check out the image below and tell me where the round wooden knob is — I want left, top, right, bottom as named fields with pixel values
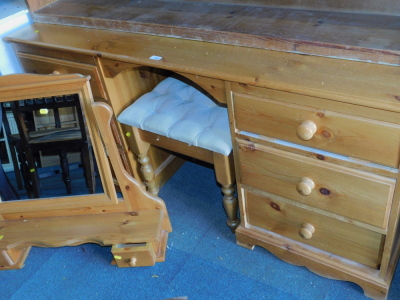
left=296, top=120, right=317, bottom=141
left=296, top=177, right=315, bottom=196
left=129, top=257, right=137, bottom=267
left=299, top=223, right=315, bottom=239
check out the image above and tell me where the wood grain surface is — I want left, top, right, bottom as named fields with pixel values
left=0, top=211, right=163, bottom=249
left=6, top=24, right=400, bottom=113
left=29, top=0, right=400, bottom=64
left=245, top=190, right=384, bottom=269
left=238, top=141, right=395, bottom=229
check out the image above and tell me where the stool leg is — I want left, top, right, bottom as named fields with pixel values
left=213, top=152, right=239, bottom=232
left=129, top=127, right=159, bottom=195
left=137, top=153, right=159, bottom=195
left=221, top=183, right=239, bottom=232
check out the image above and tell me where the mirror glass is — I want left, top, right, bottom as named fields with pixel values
left=0, top=95, right=104, bottom=202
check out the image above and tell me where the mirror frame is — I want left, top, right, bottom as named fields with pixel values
left=0, top=73, right=118, bottom=213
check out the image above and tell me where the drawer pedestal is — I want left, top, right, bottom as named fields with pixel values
left=230, top=83, right=400, bottom=300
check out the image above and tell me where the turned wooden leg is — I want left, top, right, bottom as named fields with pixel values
left=59, top=149, right=72, bottom=194
left=213, top=152, right=239, bottom=232
left=221, top=183, right=240, bottom=232
left=126, top=127, right=159, bottom=195
left=137, top=153, right=159, bottom=195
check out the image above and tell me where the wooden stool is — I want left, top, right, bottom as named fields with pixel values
left=118, top=77, right=239, bottom=231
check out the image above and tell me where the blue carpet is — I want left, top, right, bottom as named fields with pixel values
left=1, top=161, right=399, bottom=300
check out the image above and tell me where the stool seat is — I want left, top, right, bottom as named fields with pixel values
left=118, top=77, right=232, bottom=156
left=117, top=77, right=239, bottom=232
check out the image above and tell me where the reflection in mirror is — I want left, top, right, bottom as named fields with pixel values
left=0, top=94, right=103, bottom=201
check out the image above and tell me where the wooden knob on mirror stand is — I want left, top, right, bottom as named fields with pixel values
left=129, top=257, right=137, bottom=267
left=296, top=120, right=317, bottom=141
left=296, top=177, right=315, bottom=196
left=299, top=223, right=315, bottom=240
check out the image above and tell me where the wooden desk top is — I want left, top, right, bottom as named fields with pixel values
left=28, top=0, right=400, bottom=65
left=5, top=22, right=400, bottom=113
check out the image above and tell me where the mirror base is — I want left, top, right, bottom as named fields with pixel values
left=0, top=211, right=167, bottom=269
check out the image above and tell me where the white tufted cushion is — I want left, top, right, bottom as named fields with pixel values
left=117, top=77, right=232, bottom=156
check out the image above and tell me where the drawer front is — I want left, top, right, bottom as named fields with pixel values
left=238, top=140, right=395, bottom=229
left=245, top=190, right=384, bottom=268
left=16, top=52, right=107, bottom=100
left=111, top=243, right=156, bottom=268
left=233, top=93, right=400, bottom=168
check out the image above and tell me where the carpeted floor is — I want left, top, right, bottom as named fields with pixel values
left=1, top=161, right=400, bottom=300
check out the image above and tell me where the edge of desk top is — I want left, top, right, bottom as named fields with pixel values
left=6, top=22, right=400, bottom=114
left=28, top=0, right=400, bottom=65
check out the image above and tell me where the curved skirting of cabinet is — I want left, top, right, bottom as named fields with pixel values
left=236, top=226, right=388, bottom=300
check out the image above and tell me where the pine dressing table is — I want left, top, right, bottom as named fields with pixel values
left=2, top=1, right=400, bottom=299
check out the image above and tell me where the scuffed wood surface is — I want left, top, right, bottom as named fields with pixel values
left=178, top=0, right=400, bottom=16
left=31, top=0, right=400, bottom=64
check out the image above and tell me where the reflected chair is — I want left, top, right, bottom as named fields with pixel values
left=117, top=77, right=239, bottom=231
left=9, top=94, right=95, bottom=199
left=0, top=105, right=19, bottom=201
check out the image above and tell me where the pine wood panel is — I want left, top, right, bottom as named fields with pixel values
left=29, top=0, right=400, bottom=65
left=233, top=93, right=400, bottom=168
left=231, top=83, right=400, bottom=126
left=238, top=141, right=395, bottom=229
left=16, top=52, right=107, bottom=100
left=245, top=190, right=384, bottom=269
left=0, top=210, right=162, bottom=249
left=12, top=43, right=96, bottom=65
left=235, top=132, right=398, bottom=179
left=6, top=24, right=400, bottom=113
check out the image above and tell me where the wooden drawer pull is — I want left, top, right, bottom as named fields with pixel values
left=296, top=177, right=315, bottom=196
left=299, top=223, right=315, bottom=239
left=129, top=257, right=137, bottom=267
left=296, top=120, right=317, bottom=141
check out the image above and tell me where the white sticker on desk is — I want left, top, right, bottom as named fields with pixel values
left=149, top=55, right=163, bottom=61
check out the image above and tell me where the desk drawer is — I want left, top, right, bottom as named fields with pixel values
left=238, top=140, right=395, bottom=229
left=233, top=93, right=400, bottom=168
left=245, top=190, right=384, bottom=268
left=16, top=52, right=106, bottom=100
